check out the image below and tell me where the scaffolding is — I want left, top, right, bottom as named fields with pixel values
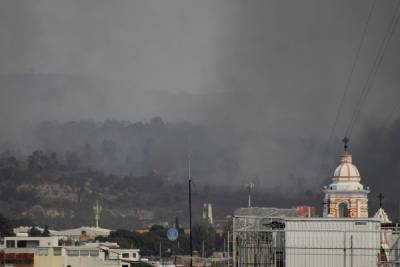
left=233, top=208, right=400, bottom=267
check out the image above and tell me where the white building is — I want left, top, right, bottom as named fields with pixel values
left=4, top=236, right=60, bottom=249
left=52, top=226, right=111, bottom=240
left=233, top=211, right=382, bottom=267
left=1, top=236, right=141, bottom=267
left=284, top=218, right=380, bottom=267
left=64, top=244, right=140, bottom=267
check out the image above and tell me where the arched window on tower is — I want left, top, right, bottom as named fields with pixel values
left=338, top=202, right=349, bottom=218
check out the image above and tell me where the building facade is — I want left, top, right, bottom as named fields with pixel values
left=0, top=236, right=140, bottom=267
left=322, top=145, right=370, bottom=218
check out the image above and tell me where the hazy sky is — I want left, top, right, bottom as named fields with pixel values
left=1, top=0, right=399, bottom=188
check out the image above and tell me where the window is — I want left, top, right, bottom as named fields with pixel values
left=338, top=202, right=349, bottom=218
left=53, top=247, right=62, bottom=256
left=122, top=265, right=129, bottom=267
left=122, top=253, right=130, bottom=258
left=17, top=240, right=39, bottom=248
left=37, top=248, right=49, bottom=256
left=6, top=240, right=15, bottom=248
left=67, top=250, right=79, bottom=256
left=79, top=250, right=89, bottom=256
left=355, top=221, right=367, bottom=226
left=90, top=250, right=99, bottom=257
left=132, top=253, right=137, bottom=258
left=17, top=240, right=27, bottom=248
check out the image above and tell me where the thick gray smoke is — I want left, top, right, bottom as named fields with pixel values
left=1, top=0, right=400, bottom=194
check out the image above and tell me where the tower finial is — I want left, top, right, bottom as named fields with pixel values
left=342, top=137, right=350, bottom=153
left=377, top=193, right=384, bottom=208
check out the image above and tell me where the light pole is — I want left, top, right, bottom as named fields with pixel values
left=188, top=155, right=193, bottom=267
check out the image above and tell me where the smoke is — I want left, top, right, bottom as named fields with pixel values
left=200, top=0, right=400, bottom=189
left=348, top=117, right=400, bottom=219
left=0, top=0, right=400, bottom=193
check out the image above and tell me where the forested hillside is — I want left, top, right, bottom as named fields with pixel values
left=20, top=118, right=239, bottom=183
left=0, top=149, right=318, bottom=229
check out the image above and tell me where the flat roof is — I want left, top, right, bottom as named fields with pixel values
left=284, top=217, right=380, bottom=222
left=234, top=207, right=298, bottom=218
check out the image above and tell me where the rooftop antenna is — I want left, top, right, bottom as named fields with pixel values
left=187, top=153, right=193, bottom=267
left=246, top=183, right=255, bottom=208
left=378, top=193, right=385, bottom=209
left=93, top=200, right=102, bottom=228
left=342, top=137, right=350, bottom=153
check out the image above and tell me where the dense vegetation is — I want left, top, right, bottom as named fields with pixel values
left=0, top=210, right=226, bottom=257
left=0, top=146, right=319, bottom=229
left=97, top=221, right=226, bottom=257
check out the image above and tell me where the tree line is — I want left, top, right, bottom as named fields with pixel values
left=96, top=221, right=229, bottom=257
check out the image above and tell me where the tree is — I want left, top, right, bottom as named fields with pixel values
left=149, top=225, right=166, bottom=237
left=102, top=229, right=141, bottom=249
left=28, top=226, right=42, bottom=237
left=192, top=221, right=216, bottom=257
left=42, top=225, right=50, bottom=237
left=0, top=213, right=14, bottom=237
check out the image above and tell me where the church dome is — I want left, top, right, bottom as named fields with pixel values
left=374, top=208, right=392, bottom=223
left=333, top=153, right=361, bottom=181
left=322, top=138, right=370, bottom=219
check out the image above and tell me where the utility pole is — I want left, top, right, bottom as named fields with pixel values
left=227, top=231, right=230, bottom=267
left=188, top=155, right=193, bottom=267
left=202, top=240, right=205, bottom=258
left=159, top=240, right=162, bottom=263
left=223, top=238, right=226, bottom=258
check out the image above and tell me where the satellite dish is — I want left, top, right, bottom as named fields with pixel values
left=167, top=228, right=179, bottom=241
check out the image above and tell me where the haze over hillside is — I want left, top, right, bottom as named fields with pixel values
left=1, top=0, right=400, bottom=224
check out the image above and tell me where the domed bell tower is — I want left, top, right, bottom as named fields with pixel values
left=322, top=138, right=370, bottom=218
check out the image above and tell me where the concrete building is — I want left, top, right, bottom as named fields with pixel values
left=233, top=210, right=384, bottom=267
left=4, top=236, right=60, bottom=249
left=0, top=236, right=141, bottom=267
left=64, top=245, right=140, bottom=267
left=51, top=226, right=111, bottom=241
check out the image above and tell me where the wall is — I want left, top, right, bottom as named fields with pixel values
left=34, top=248, right=63, bottom=267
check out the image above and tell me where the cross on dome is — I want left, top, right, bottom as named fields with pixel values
left=342, top=136, right=350, bottom=153
left=377, top=193, right=384, bottom=208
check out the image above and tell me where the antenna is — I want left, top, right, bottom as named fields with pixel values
left=93, top=200, right=102, bottom=228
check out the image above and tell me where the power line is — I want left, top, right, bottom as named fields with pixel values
left=327, top=0, right=378, bottom=142
left=346, top=0, right=400, bottom=137
left=316, top=0, right=378, bottom=180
